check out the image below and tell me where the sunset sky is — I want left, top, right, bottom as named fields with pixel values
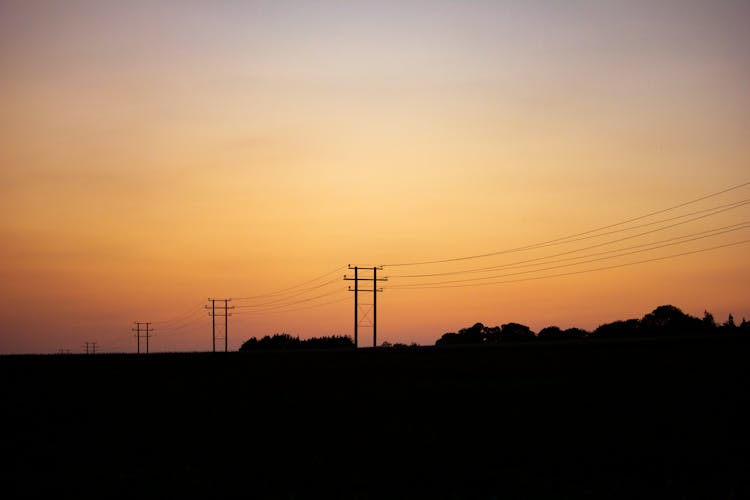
left=1, top=1, right=749, bottom=354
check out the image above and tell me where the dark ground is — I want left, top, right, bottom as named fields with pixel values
left=2, top=335, right=749, bottom=499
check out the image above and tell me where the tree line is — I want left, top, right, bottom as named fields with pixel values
left=435, top=304, right=748, bottom=346
left=239, top=305, right=747, bottom=351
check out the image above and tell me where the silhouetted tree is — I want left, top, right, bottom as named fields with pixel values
left=435, top=321, right=537, bottom=345
left=436, top=322, right=506, bottom=345
left=484, top=326, right=502, bottom=343
left=640, top=305, right=704, bottom=336
left=239, top=337, right=258, bottom=350
left=538, top=326, right=588, bottom=340
left=563, top=327, right=589, bottom=339
left=435, top=332, right=461, bottom=346
left=537, top=326, right=563, bottom=340
left=500, top=322, right=535, bottom=341
left=720, top=314, right=738, bottom=334
left=459, top=322, right=486, bottom=344
left=436, top=322, right=492, bottom=345
left=593, top=319, right=640, bottom=338
left=703, top=310, right=716, bottom=330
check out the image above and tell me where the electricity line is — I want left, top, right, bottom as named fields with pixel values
left=471, top=222, right=750, bottom=272
left=157, top=307, right=208, bottom=331
left=386, top=239, right=750, bottom=289
left=387, top=226, right=750, bottom=288
left=153, top=302, right=207, bottom=328
left=382, top=181, right=750, bottom=267
left=234, top=289, right=345, bottom=313
left=233, top=277, right=341, bottom=307
left=156, top=313, right=207, bottom=334
left=390, top=220, right=750, bottom=278
left=235, top=296, right=350, bottom=315
left=233, top=265, right=347, bottom=300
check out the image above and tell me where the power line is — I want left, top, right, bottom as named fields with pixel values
left=387, top=226, right=750, bottom=288
left=153, top=302, right=207, bottom=328
left=233, top=277, right=342, bottom=308
left=477, top=222, right=750, bottom=273
left=157, top=308, right=209, bottom=332
left=233, top=265, right=347, bottom=300
left=382, top=180, right=750, bottom=267
left=234, top=289, right=345, bottom=312
left=236, top=296, right=350, bottom=315
left=386, top=239, right=750, bottom=290
left=390, top=220, right=750, bottom=279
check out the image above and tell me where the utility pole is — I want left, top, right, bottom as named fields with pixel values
left=91, top=342, right=98, bottom=355
left=206, top=298, right=234, bottom=352
left=344, top=266, right=387, bottom=348
left=132, top=322, right=154, bottom=354
left=84, top=342, right=98, bottom=354
left=84, top=342, right=89, bottom=355
left=133, top=323, right=140, bottom=354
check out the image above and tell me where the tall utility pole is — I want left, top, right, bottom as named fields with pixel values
left=344, top=266, right=387, bottom=348
left=84, top=342, right=98, bottom=354
left=132, top=322, right=154, bottom=354
left=206, top=298, right=234, bottom=352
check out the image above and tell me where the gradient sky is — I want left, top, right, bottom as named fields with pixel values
left=1, top=0, right=749, bottom=354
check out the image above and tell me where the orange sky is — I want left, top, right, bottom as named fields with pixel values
left=1, top=1, right=749, bottom=353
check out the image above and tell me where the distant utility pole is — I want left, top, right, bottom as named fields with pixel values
left=344, top=266, right=387, bottom=348
left=84, top=342, right=98, bottom=354
left=206, top=298, right=234, bottom=352
left=132, top=322, right=154, bottom=354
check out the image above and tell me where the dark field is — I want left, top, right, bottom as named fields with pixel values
left=2, top=335, right=749, bottom=499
